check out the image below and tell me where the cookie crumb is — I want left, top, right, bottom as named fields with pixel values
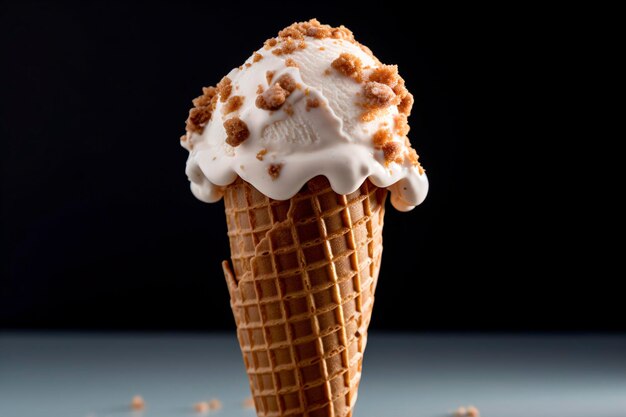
left=369, top=65, right=399, bottom=88
left=268, top=163, right=283, bottom=179
left=372, top=128, right=393, bottom=148
left=276, top=74, right=296, bottom=93
left=363, top=81, right=398, bottom=108
left=266, top=71, right=275, bottom=84
left=272, top=38, right=298, bottom=55
left=408, top=147, right=423, bottom=173
left=324, top=68, right=331, bottom=76
left=256, top=84, right=264, bottom=94
left=398, top=92, right=414, bottom=115
left=319, top=46, right=325, bottom=50
left=256, top=84, right=288, bottom=110
left=360, top=108, right=385, bottom=122
left=453, top=405, right=479, bottom=417
left=194, top=402, right=209, bottom=413
left=216, top=76, right=233, bottom=103
left=253, top=52, right=263, bottom=62
left=331, top=53, right=363, bottom=82
left=187, top=106, right=211, bottom=133
left=331, top=25, right=354, bottom=40
left=264, top=38, right=278, bottom=49
left=208, top=399, right=222, bottom=410
left=256, top=149, right=267, bottom=161
left=466, top=406, right=480, bottom=417
left=285, top=58, right=299, bottom=67
left=186, top=86, right=218, bottom=134
left=394, top=114, right=410, bottom=136
left=306, top=98, right=320, bottom=111
left=278, top=26, right=305, bottom=40
left=223, top=117, right=250, bottom=147
left=130, top=395, right=145, bottom=410
left=245, top=62, right=251, bottom=68
left=382, top=141, right=403, bottom=164
left=223, top=95, right=244, bottom=114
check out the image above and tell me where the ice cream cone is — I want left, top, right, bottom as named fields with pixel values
left=222, top=175, right=387, bottom=417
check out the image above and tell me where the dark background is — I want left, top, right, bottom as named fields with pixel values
left=1, top=1, right=616, bottom=332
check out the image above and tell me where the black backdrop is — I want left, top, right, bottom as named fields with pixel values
left=1, top=1, right=617, bottom=331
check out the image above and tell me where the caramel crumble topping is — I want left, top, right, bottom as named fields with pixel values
left=394, top=114, right=410, bottom=136
left=398, top=92, right=414, bottom=115
left=272, top=38, right=302, bottom=56
left=363, top=81, right=398, bottom=108
left=392, top=78, right=413, bottom=115
left=268, top=163, right=283, bottom=179
left=369, top=65, right=399, bottom=89
left=278, top=26, right=305, bottom=40
left=253, top=52, right=263, bottom=62
left=276, top=74, right=296, bottom=93
left=216, top=76, right=232, bottom=102
left=186, top=86, right=217, bottom=134
left=360, top=108, right=385, bottom=122
left=256, top=84, right=264, bottom=94
left=331, top=53, right=363, bottom=82
left=264, top=38, right=278, bottom=49
left=266, top=71, right=275, bottom=84
left=285, top=58, right=299, bottom=67
left=256, top=84, right=288, bottom=110
left=192, top=86, right=217, bottom=108
left=245, top=63, right=251, bottom=68
left=372, top=128, right=393, bottom=148
left=223, top=117, right=249, bottom=147
left=331, top=26, right=354, bottom=40
left=306, top=98, right=320, bottom=111
left=382, top=141, right=403, bottom=164
left=256, top=74, right=297, bottom=111
left=272, top=19, right=351, bottom=43
left=187, top=106, right=211, bottom=134
left=256, top=149, right=267, bottom=161
left=223, top=95, right=244, bottom=114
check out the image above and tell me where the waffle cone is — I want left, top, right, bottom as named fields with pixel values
left=222, top=176, right=387, bottom=417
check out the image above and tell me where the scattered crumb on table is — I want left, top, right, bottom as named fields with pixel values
left=208, top=398, right=222, bottom=410
left=467, top=405, right=480, bottom=417
left=453, top=405, right=480, bottom=417
left=194, top=401, right=210, bottom=413
left=130, top=395, right=145, bottom=410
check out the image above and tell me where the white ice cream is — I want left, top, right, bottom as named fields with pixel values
left=181, top=27, right=428, bottom=211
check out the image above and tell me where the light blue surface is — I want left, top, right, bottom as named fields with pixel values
left=1, top=333, right=625, bottom=417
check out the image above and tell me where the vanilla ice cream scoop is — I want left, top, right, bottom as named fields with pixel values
left=181, top=19, right=428, bottom=211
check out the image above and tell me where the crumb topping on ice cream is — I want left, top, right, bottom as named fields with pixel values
left=181, top=19, right=428, bottom=211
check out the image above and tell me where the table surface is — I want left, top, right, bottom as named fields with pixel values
left=1, top=332, right=625, bottom=417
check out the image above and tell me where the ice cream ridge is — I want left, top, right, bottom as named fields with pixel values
left=181, top=19, right=428, bottom=417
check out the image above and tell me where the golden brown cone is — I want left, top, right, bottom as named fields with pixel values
left=222, top=176, right=386, bottom=417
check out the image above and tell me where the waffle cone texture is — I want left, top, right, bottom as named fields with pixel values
left=222, top=176, right=387, bottom=417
